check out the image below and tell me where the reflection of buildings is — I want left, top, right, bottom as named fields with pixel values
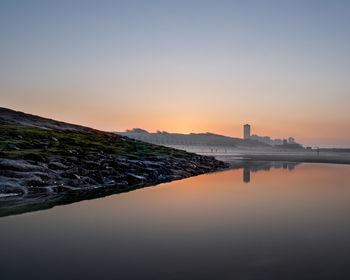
left=243, top=124, right=251, bottom=140
left=241, top=162, right=300, bottom=183
left=243, top=167, right=250, bottom=183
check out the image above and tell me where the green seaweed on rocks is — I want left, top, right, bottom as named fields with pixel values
left=0, top=124, right=193, bottom=160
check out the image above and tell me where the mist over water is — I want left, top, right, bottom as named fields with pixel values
left=1, top=163, right=350, bottom=280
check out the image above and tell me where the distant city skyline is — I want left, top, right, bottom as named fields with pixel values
left=243, top=123, right=297, bottom=146
left=1, top=0, right=350, bottom=147
left=120, top=124, right=301, bottom=147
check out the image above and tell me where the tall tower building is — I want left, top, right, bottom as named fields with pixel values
left=243, top=124, right=251, bottom=139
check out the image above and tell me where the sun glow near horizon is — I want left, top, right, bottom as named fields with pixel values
left=1, top=0, right=350, bottom=147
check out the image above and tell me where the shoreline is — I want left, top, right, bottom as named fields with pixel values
left=0, top=165, right=226, bottom=218
left=0, top=107, right=228, bottom=217
left=215, top=154, right=350, bottom=166
left=1, top=157, right=349, bottom=218
left=173, top=147, right=350, bottom=166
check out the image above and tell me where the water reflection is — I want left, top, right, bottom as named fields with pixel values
left=0, top=161, right=301, bottom=217
left=242, top=162, right=300, bottom=183
left=243, top=167, right=250, bottom=183
left=0, top=163, right=350, bottom=280
left=0, top=160, right=293, bottom=218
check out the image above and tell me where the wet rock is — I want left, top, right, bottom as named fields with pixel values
left=0, top=141, right=227, bottom=199
left=67, top=179, right=82, bottom=186
left=84, top=161, right=100, bottom=169
left=79, top=168, right=89, bottom=176
left=0, top=159, right=44, bottom=172
left=51, top=185, right=72, bottom=192
left=6, top=143, right=20, bottom=151
left=125, top=173, right=146, bottom=184
left=27, top=186, right=50, bottom=193
left=25, top=176, right=45, bottom=187
left=66, top=156, right=78, bottom=163
left=65, top=167, right=79, bottom=174
left=23, top=153, right=47, bottom=162
left=49, top=161, right=68, bottom=170
left=102, top=177, right=116, bottom=185
left=0, top=176, right=26, bottom=194
left=80, top=176, right=97, bottom=185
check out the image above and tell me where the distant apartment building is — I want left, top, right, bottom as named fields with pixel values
left=250, top=134, right=271, bottom=145
left=243, top=124, right=251, bottom=139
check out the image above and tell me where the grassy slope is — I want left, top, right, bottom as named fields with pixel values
left=0, top=124, right=194, bottom=161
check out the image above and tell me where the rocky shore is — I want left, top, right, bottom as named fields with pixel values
left=0, top=108, right=227, bottom=216
left=0, top=152, right=226, bottom=196
left=0, top=152, right=226, bottom=217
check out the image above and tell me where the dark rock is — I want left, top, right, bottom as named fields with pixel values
left=84, top=161, right=100, bottom=169
left=49, top=161, right=68, bottom=170
left=126, top=173, right=146, bottom=184
left=52, top=185, right=71, bottom=192
left=102, top=177, right=116, bottom=185
left=25, top=176, right=45, bottom=187
left=80, top=176, right=97, bottom=185
left=79, top=168, right=89, bottom=176
left=23, top=153, right=47, bottom=162
left=0, top=159, right=44, bottom=172
left=6, top=143, right=20, bottom=150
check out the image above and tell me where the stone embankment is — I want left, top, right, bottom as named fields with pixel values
left=0, top=153, right=226, bottom=197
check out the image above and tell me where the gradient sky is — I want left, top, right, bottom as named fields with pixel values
left=1, top=0, right=350, bottom=147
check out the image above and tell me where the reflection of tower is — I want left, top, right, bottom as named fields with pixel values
left=243, top=124, right=251, bottom=139
left=243, top=167, right=250, bottom=183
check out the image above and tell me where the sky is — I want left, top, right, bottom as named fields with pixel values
left=1, top=0, right=349, bottom=147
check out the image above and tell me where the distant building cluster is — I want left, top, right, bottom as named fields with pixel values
left=118, top=128, right=269, bottom=148
left=243, top=124, right=297, bottom=146
left=117, top=125, right=302, bottom=149
left=119, top=129, right=252, bottom=147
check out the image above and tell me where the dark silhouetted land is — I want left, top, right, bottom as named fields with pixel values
left=0, top=107, right=226, bottom=212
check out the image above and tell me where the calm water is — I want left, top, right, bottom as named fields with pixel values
left=1, top=163, right=350, bottom=280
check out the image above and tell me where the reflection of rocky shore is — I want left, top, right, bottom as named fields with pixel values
left=0, top=155, right=227, bottom=217
left=0, top=161, right=297, bottom=217
left=242, top=161, right=300, bottom=183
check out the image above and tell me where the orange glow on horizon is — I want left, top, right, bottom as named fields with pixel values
left=2, top=100, right=350, bottom=148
